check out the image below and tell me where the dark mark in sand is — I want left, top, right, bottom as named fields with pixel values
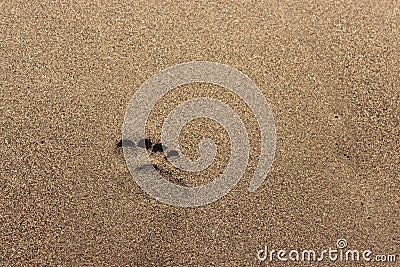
left=138, top=138, right=152, bottom=149
left=166, top=150, right=179, bottom=158
left=117, top=139, right=135, bottom=148
left=152, top=143, right=166, bottom=153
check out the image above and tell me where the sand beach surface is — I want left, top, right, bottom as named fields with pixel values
left=1, top=1, right=399, bottom=266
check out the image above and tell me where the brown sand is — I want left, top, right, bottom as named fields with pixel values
left=1, top=0, right=399, bottom=266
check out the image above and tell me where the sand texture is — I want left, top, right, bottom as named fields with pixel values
left=1, top=1, right=399, bottom=266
